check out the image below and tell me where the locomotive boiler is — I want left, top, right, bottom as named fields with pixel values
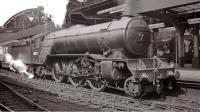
left=0, top=17, right=180, bottom=97
left=48, top=17, right=150, bottom=57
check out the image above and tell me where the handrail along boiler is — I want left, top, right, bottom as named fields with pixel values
left=0, top=17, right=179, bottom=97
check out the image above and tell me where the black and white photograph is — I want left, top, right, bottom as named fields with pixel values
left=0, top=0, right=200, bottom=111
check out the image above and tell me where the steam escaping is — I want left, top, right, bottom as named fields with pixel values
left=4, top=53, right=34, bottom=79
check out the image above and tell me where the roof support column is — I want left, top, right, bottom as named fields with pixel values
left=191, top=26, right=200, bottom=68
left=175, top=24, right=186, bottom=67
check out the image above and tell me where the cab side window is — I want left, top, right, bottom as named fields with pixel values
left=32, top=39, right=36, bottom=48
left=32, top=36, right=44, bottom=49
left=36, top=39, right=40, bottom=48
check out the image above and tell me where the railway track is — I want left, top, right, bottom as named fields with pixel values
left=0, top=79, right=48, bottom=111
left=0, top=69, right=200, bottom=111
left=2, top=80, right=98, bottom=111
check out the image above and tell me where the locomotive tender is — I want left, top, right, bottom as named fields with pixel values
left=0, top=17, right=179, bottom=97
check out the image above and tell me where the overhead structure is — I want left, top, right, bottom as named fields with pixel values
left=3, top=6, right=52, bottom=32
left=0, top=6, right=56, bottom=43
left=124, top=0, right=200, bottom=16
left=63, top=0, right=125, bottom=26
left=64, top=0, right=200, bottom=26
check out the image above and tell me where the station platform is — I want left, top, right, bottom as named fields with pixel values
left=176, top=66, right=200, bottom=82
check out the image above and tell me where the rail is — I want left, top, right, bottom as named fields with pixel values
left=0, top=80, right=49, bottom=111
left=0, top=103, right=13, bottom=112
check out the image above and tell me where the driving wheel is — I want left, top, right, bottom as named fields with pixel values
left=124, top=76, right=142, bottom=98
left=68, top=77, right=83, bottom=87
left=52, top=61, right=66, bottom=82
left=87, top=78, right=105, bottom=91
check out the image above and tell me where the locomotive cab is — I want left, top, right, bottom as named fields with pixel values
left=31, top=33, right=47, bottom=64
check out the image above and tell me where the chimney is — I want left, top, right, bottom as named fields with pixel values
left=115, top=0, right=125, bottom=5
left=123, top=0, right=141, bottom=17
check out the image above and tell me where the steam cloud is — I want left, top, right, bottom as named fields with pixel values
left=4, top=53, right=34, bottom=79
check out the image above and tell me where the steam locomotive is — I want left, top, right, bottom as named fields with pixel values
left=0, top=17, right=179, bottom=97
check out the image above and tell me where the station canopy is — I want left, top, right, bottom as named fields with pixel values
left=124, top=0, right=200, bottom=25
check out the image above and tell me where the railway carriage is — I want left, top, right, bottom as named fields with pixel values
left=0, top=17, right=179, bottom=97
